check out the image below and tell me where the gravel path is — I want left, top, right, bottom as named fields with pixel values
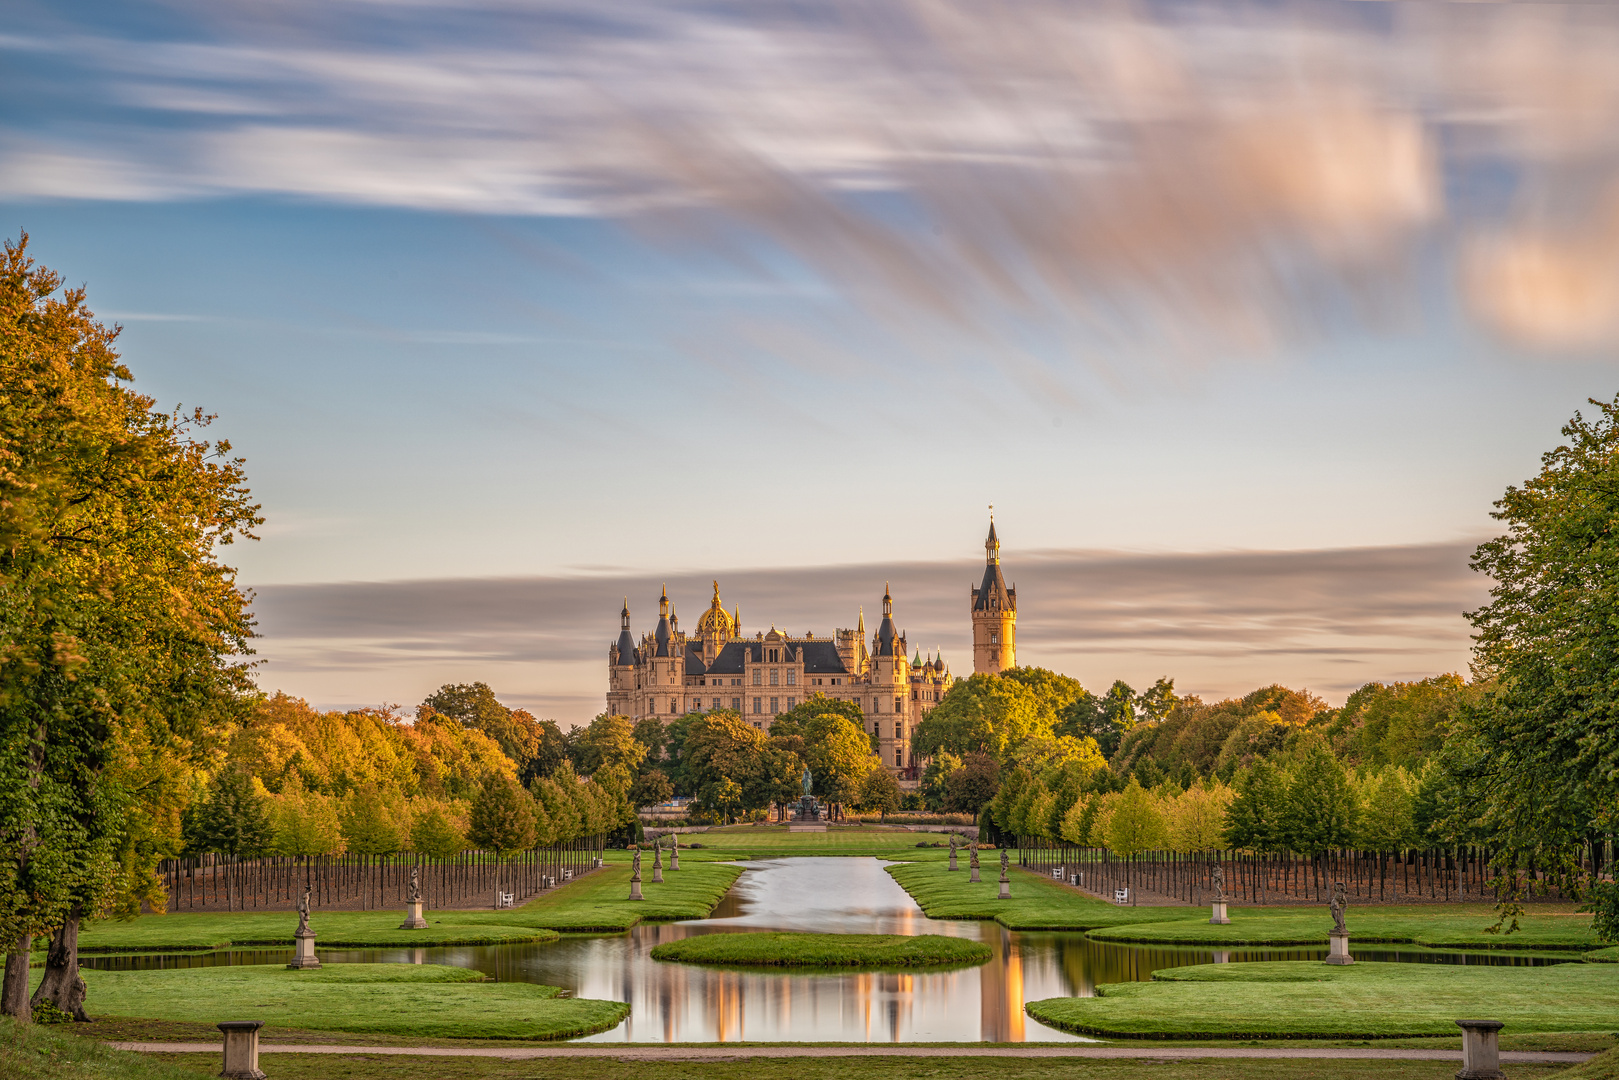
left=109, top=1042, right=1593, bottom=1063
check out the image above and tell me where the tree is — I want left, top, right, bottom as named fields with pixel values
left=1165, top=781, right=1234, bottom=852
left=267, top=777, right=345, bottom=857
left=409, top=802, right=466, bottom=859
left=632, top=718, right=668, bottom=766
left=1356, top=768, right=1417, bottom=852
left=771, top=693, right=867, bottom=737
left=944, top=752, right=1000, bottom=815
left=1222, top=761, right=1288, bottom=852
left=1104, top=779, right=1168, bottom=856
left=858, top=768, right=903, bottom=821
left=182, top=771, right=272, bottom=859
left=340, top=783, right=406, bottom=856
left=420, top=684, right=559, bottom=782
left=1455, top=397, right=1619, bottom=880
left=468, top=775, right=537, bottom=857
left=628, top=768, right=674, bottom=809
left=0, top=236, right=260, bottom=1022
left=912, top=674, right=1049, bottom=760
left=799, top=713, right=878, bottom=813
left=1282, top=743, right=1358, bottom=860
left=920, top=751, right=962, bottom=811
left=571, top=714, right=647, bottom=776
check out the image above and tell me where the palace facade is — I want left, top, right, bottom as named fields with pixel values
left=606, top=518, right=1017, bottom=780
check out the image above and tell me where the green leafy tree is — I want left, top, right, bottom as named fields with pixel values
left=632, top=718, right=668, bottom=766
left=0, top=236, right=260, bottom=1021
left=771, top=694, right=867, bottom=737
left=420, top=684, right=558, bottom=782
left=571, top=714, right=647, bottom=776
left=409, top=802, right=466, bottom=859
left=1454, top=397, right=1619, bottom=882
left=1356, top=768, right=1417, bottom=851
left=920, top=751, right=962, bottom=811
left=944, top=752, right=1000, bottom=815
left=468, top=775, right=537, bottom=857
left=858, top=768, right=903, bottom=821
left=628, top=768, right=674, bottom=809
left=1104, top=779, right=1168, bottom=856
left=181, top=771, right=272, bottom=858
left=1282, top=743, right=1359, bottom=859
left=267, top=777, right=346, bottom=857
left=533, top=775, right=582, bottom=842
left=1222, top=761, right=1288, bottom=851
left=340, top=783, right=406, bottom=856
left=799, top=713, right=878, bottom=812
left=912, top=674, right=1049, bottom=760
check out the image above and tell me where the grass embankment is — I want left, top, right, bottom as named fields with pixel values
left=70, top=963, right=628, bottom=1041
left=886, top=861, right=1179, bottom=931
left=649, top=931, right=991, bottom=968
left=0, top=1016, right=202, bottom=1080
left=1027, top=960, right=1619, bottom=1040
left=71, top=858, right=743, bottom=948
left=1084, top=904, right=1602, bottom=952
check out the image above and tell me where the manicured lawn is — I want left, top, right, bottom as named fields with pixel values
left=1085, top=904, right=1602, bottom=952
left=648, top=931, right=991, bottom=968
left=67, top=963, right=629, bottom=1041
left=677, top=823, right=954, bottom=860
left=0, top=1016, right=203, bottom=1080
left=72, top=911, right=559, bottom=953
left=489, top=858, right=743, bottom=931
left=1026, top=960, right=1619, bottom=1039
left=1555, top=1046, right=1619, bottom=1080
left=886, top=861, right=1183, bottom=931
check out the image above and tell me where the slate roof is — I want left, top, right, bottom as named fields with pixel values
left=973, top=561, right=1013, bottom=610
left=702, top=639, right=849, bottom=676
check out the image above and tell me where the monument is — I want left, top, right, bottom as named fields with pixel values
left=628, top=847, right=645, bottom=900
left=948, top=834, right=959, bottom=871
left=652, top=842, right=664, bottom=883
left=969, top=842, right=981, bottom=883
left=400, top=866, right=428, bottom=929
left=1324, top=880, right=1353, bottom=965
left=287, top=887, right=321, bottom=969
left=998, top=848, right=1011, bottom=900
left=796, top=766, right=820, bottom=822
left=1209, top=863, right=1230, bottom=925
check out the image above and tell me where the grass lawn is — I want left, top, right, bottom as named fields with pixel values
left=0, top=1017, right=202, bottom=1080
left=65, top=963, right=628, bottom=1041
left=648, top=931, right=991, bottom=968
left=70, top=858, right=743, bottom=948
left=1085, top=904, right=1602, bottom=952
left=886, top=861, right=1183, bottom=931
left=675, top=823, right=954, bottom=860
left=72, top=911, right=560, bottom=953
left=1026, top=959, right=1619, bottom=1039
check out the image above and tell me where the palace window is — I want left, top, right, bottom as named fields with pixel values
left=769, top=669, right=779, bottom=687
left=732, top=697, right=741, bottom=711
left=895, top=697, right=903, bottom=713
left=713, top=697, right=721, bottom=709
left=770, top=696, right=779, bottom=714
left=753, top=697, right=762, bottom=714
left=670, top=699, right=678, bottom=713
left=787, top=697, right=796, bottom=709
left=894, top=722, right=902, bottom=739
left=894, top=751, right=902, bottom=767
left=873, top=722, right=880, bottom=736
left=872, top=698, right=880, bottom=712
left=990, top=633, right=998, bottom=644
left=753, top=670, right=762, bottom=686
left=786, top=670, right=796, bottom=686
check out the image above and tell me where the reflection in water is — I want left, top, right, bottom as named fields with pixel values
left=81, top=857, right=1575, bottom=1042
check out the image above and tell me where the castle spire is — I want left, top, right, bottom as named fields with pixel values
left=985, top=509, right=1000, bottom=565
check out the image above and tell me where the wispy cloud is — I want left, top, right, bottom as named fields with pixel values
left=249, top=540, right=1490, bottom=723
left=6, top=2, right=1619, bottom=356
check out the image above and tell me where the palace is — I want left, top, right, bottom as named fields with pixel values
left=606, top=518, right=1017, bottom=780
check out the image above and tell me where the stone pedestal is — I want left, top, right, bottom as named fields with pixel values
left=970, top=865, right=981, bottom=883
left=287, top=927, right=320, bottom=969
left=669, top=845, right=680, bottom=871
left=1324, top=929, right=1354, bottom=965
left=998, top=877, right=1011, bottom=899
left=399, top=899, right=427, bottom=930
left=628, top=877, right=644, bottom=900
left=1456, top=1020, right=1505, bottom=1080
left=1209, top=901, right=1229, bottom=925
left=949, top=847, right=958, bottom=871
left=218, top=1021, right=266, bottom=1080
left=652, top=848, right=664, bottom=884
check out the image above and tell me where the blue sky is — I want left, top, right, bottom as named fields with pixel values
left=5, top=1, right=1618, bottom=723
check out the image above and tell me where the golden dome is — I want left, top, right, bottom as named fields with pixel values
left=696, top=580, right=735, bottom=638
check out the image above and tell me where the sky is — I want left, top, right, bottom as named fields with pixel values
left=4, top=0, right=1618, bottom=724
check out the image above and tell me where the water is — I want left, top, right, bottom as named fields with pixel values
left=82, top=856, right=1574, bottom=1043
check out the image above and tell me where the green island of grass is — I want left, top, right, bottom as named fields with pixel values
left=885, top=860, right=1178, bottom=931
left=70, top=962, right=628, bottom=1041
left=648, top=931, right=991, bottom=968
left=1026, top=959, right=1619, bottom=1040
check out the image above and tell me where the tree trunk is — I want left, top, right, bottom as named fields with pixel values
left=30, top=907, right=89, bottom=1021
left=2, top=937, right=33, bottom=1021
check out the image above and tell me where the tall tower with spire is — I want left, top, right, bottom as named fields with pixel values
left=971, top=513, right=1017, bottom=674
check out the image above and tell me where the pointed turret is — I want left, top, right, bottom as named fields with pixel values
left=614, top=597, right=637, bottom=665
left=875, top=583, right=899, bottom=657
left=654, top=584, right=672, bottom=657
left=971, top=514, right=1016, bottom=674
